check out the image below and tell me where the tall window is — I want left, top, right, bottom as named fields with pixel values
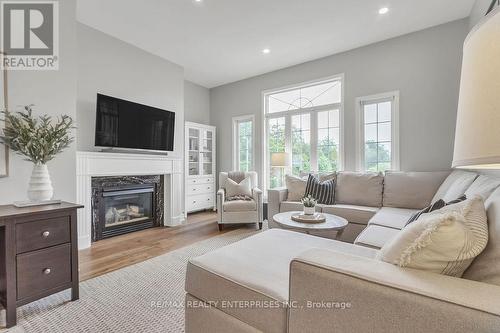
left=233, top=115, right=254, bottom=172
left=357, top=92, right=399, bottom=172
left=264, top=76, right=343, bottom=189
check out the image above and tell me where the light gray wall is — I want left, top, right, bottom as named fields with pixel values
left=469, top=0, right=497, bottom=29
left=210, top=19, right=469, bottom=186
left=0, top=0, right=77, bottom=204
left=77, top=23, right=185, bottom=159
left=184, top=80, right=210, bottom=125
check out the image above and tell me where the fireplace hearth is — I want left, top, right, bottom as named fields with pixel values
left=91, top=175, right=164, bottom=241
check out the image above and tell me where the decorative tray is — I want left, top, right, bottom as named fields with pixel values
left=291, top=213, right=326, bottom=223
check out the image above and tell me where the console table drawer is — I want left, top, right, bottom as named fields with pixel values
left=188, top=183, right=214, bottom=195
left=187, top=193, right=215, bottom=211
left=16, top=216, right=70, bottom=254
left=16, top=244, right=72, bottom=301
left=188, top=177, right=214, bottom=185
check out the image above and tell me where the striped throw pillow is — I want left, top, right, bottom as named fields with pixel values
left=304, top=174, right=335, bottom=205
left=406, top=195, right=467, bottom=226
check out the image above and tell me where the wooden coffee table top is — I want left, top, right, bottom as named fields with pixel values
left=272, top=211, right=348, bottom=232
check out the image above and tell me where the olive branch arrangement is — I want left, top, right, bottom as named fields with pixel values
left=0, top=105, right=74, bottom=164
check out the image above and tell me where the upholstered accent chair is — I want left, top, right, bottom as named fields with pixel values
left=217, top=171, right=263, bottom=231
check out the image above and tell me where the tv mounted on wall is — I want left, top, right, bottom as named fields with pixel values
left=95, top=94, right=175, bottom=152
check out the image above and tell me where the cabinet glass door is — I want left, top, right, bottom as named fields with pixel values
left=201, top=129, right=213, bottom=175
left=188, top=128, right=200, bottom=176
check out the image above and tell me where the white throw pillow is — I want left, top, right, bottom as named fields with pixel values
left=378, top=197, right=488, bottom=277
left=286, top=175, right=307, bottom=201
left=225, top=177, right=252, bottom=198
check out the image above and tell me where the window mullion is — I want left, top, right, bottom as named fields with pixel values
left=310, top=112, right=318, bottom=172
left=361, top=106, right=365, bottom=172
left=285, top=115, right=292, bottom=175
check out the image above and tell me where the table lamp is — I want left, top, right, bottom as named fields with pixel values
left=452, top=7, right=500, bottom=169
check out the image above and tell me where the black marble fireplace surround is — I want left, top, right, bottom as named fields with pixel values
left=91, top=175, right=164, bottom=241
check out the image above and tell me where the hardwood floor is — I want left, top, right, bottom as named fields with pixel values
left=79, top=211, right=245, bottom=281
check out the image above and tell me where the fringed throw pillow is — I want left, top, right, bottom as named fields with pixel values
left=378, top=196, right=488, bottom=277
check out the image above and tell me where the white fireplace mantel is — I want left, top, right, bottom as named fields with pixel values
left=76, top=151, right=185, bottom=249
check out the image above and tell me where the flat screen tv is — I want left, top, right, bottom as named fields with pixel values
left=95, top=94, right=175, bottom=152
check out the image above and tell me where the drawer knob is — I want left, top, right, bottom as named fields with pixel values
left=43, top=268, right=51, bottom=275
left=42, top=231, right=50, bottom=238
left=192, top=188, right=196, bottom=191
left=193, top=201, right=196, bottom=203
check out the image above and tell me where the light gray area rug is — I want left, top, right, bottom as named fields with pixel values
left=1, top=225, right=264, bottom=333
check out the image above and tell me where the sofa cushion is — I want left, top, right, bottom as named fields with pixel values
left=285, top=174, right=307, bottom=201
left=322, top=204, right=379, bottom=225
left=186, top=229, right=377, bottom=333
left=378, top=197, right=488, bottom=277
left=299, top=172, right=336, bottom=182
left=354, top=225, right=400, bottom=249
left=383, top=171, right=450, bottom=209
left=335, top=172, right=384, bottom=207
left=224, top=199, right=257, bottom=212
left=465, top=175, right=500, bottom=200
left=432, top=170, right=477, bottom=203
left=368, top=207, right=419, bottom=230
left=463, top=187, right=500, bottom=286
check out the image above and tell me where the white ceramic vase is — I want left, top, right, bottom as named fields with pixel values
left=27, top=164, right=54, bottom=202
left=303, top=206, right=315, bottom=215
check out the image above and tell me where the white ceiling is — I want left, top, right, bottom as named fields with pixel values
left=77, top=0, right=475, bottom=88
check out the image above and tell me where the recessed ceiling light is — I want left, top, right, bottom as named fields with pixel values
left=195, top=0, right=202, bottom=2
left=378, top=7, right=389, bottom=14
left=262, top=48, right=271, bottom=54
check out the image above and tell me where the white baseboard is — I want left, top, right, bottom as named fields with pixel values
left=78, top=235, right=92, bottom=250
left=165, top=215, right=186, bottom=227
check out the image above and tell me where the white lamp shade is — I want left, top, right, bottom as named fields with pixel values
left=271, top=152, right=289, bottom=167
left=453, top=8, right=500, bottom=169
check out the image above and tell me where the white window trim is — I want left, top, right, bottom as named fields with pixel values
left=355, top=91, right=400, bottom=172
left=261, top=74, right=345, bottom=192
left=232, top=114, right=255, bottom=171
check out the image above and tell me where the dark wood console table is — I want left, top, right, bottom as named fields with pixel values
left=0, top=202, right=83, bottom=328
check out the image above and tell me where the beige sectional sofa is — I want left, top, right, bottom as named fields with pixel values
left=268, top=170, right=455, bottom=243
left=184, top=171, right=500, bottom=332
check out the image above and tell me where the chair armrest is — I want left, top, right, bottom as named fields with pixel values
left=252, top=188, right=263, bottom=223
left=268, top=187, right=288, bottom=225
left=217, top=189, right=225, bottom=221
left=252, top=187, right=263, bottom=203
left=217, top=188, right=225, bottom=202
left=288, top=248, right=500, bottom=333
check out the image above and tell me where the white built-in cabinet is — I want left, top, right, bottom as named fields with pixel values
left=185, top=122, right=216, bottom=213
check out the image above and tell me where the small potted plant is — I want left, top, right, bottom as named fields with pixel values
left=301, top=195, right=317, bottom=215
left=0, top=105, right=74, bottom=202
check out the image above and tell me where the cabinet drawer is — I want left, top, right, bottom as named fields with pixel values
left=187, top=194, right=215, bottom=211
left=17, top=244, right=72, bottom=301
left=188, top=183, right=214, bottom=195
left=16, top=216, right=70, bottom=254
left=188, top=177, right=214, bottom=185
